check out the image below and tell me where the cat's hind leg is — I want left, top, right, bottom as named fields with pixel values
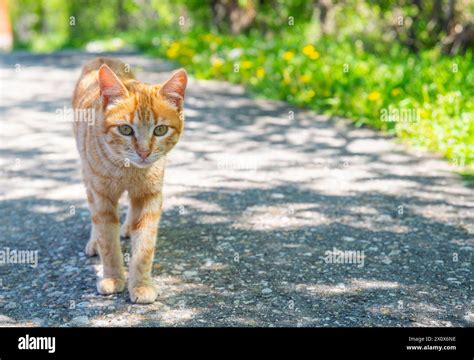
left=85, top=231, right=98, bottom=257
left=120, top=201, right=132, bottom=238
left=85, top=188, right=98, bottom=257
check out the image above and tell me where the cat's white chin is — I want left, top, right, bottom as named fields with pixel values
left=130, top=159, right=154, bottom=169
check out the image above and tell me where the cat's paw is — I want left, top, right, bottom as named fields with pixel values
left=129, top=285, right=157, bottom=304
left=85, top=240, right=98, bottom=257
left=120, top=223, right=131, bottom=238
left=97, top=278, right=126, bottom=295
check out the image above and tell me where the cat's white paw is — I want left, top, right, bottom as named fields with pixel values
left=129, top=285, right=157, bottom=304
left=120, top=223, right=131, bottom=238
left=85, top=240, right=98, bottom=257
left=97, top=278, right=126, bottom=295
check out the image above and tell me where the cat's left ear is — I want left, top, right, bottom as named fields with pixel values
left=98, top=64, right=129, bottom=109
left=159, top=69, right=187, bottom=110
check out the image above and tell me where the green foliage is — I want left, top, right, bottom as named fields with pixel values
left=137, top=29, right=474, bottom=166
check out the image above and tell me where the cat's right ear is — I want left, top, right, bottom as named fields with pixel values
left=98, top=64, right=128, bottom=109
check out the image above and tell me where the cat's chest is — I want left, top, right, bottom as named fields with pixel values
left=83, top=152, right=166, bottom=195
left=122, top=164, right=165, bottom=191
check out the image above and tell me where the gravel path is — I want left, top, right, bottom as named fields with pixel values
left=0, top=51, right=472, bottom=327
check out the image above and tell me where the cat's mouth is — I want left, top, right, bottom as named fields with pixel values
left=131, top=159, right=153, bottom=168
left=127, top=152, right=163, bottom=169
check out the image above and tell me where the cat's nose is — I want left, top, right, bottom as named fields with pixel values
left=136, top=149, right=151, bottom=160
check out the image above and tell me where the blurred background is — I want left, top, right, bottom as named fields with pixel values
left=2, top=0, right=474, bottom=172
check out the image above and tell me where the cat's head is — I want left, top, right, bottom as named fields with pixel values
left=98, top=64, right=187, bottom=169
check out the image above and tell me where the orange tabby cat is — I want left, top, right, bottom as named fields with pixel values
left=72, top=58, right=187, bottom=303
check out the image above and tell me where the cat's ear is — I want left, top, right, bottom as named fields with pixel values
left=98, top=64, right=128, bottom=109
left=159, top=69, right=187, bottom=110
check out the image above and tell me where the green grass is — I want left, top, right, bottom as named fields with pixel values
left=125, top=29, right=474, bottom=169
left=458, top=170, right=474, bottom=188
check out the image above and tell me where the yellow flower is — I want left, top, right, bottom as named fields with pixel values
left=368, top=91, right=381, bottom=101
left=182, top=48, right=195, bottom=57
left=302, top=44, right=320, bottom=60
left=166, top=42, right=180, bottom=59
left=166, top=49, right=176, bottom=58
left=211, top=58, right=224, bottom=70
left=256, top=67, right=265, bottom=78
left=391, top=88, right=401, bottom=96
left=202, top=34, right=214, bottom=43
left=283, top=51, right=295, bottom=61
left=241, top=60, right=252, bottom=70
left=307, top=90, right=316, bottom=99
left=303, top=45, right=316, bottom=56
left=419, top=109, right=429, bottom=118
left=308, top=50, right=320, bottom=60
left=201, top=34, right=222, bottom=44
left=299, top=74, right=311, bottom=83
left=283, top=69, right=291, bottom=84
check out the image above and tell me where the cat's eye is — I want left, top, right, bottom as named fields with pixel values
left=118, top=124, right=133, bottom=136
left=154, top=125, right=168, bottom=137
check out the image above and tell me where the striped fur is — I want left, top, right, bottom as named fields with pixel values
left=72, top=58, right=187, bottom=303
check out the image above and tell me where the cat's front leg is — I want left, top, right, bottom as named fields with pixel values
left=128, top=192, right=162, bottom=304
left=90, top=190, right=126, bottom=295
